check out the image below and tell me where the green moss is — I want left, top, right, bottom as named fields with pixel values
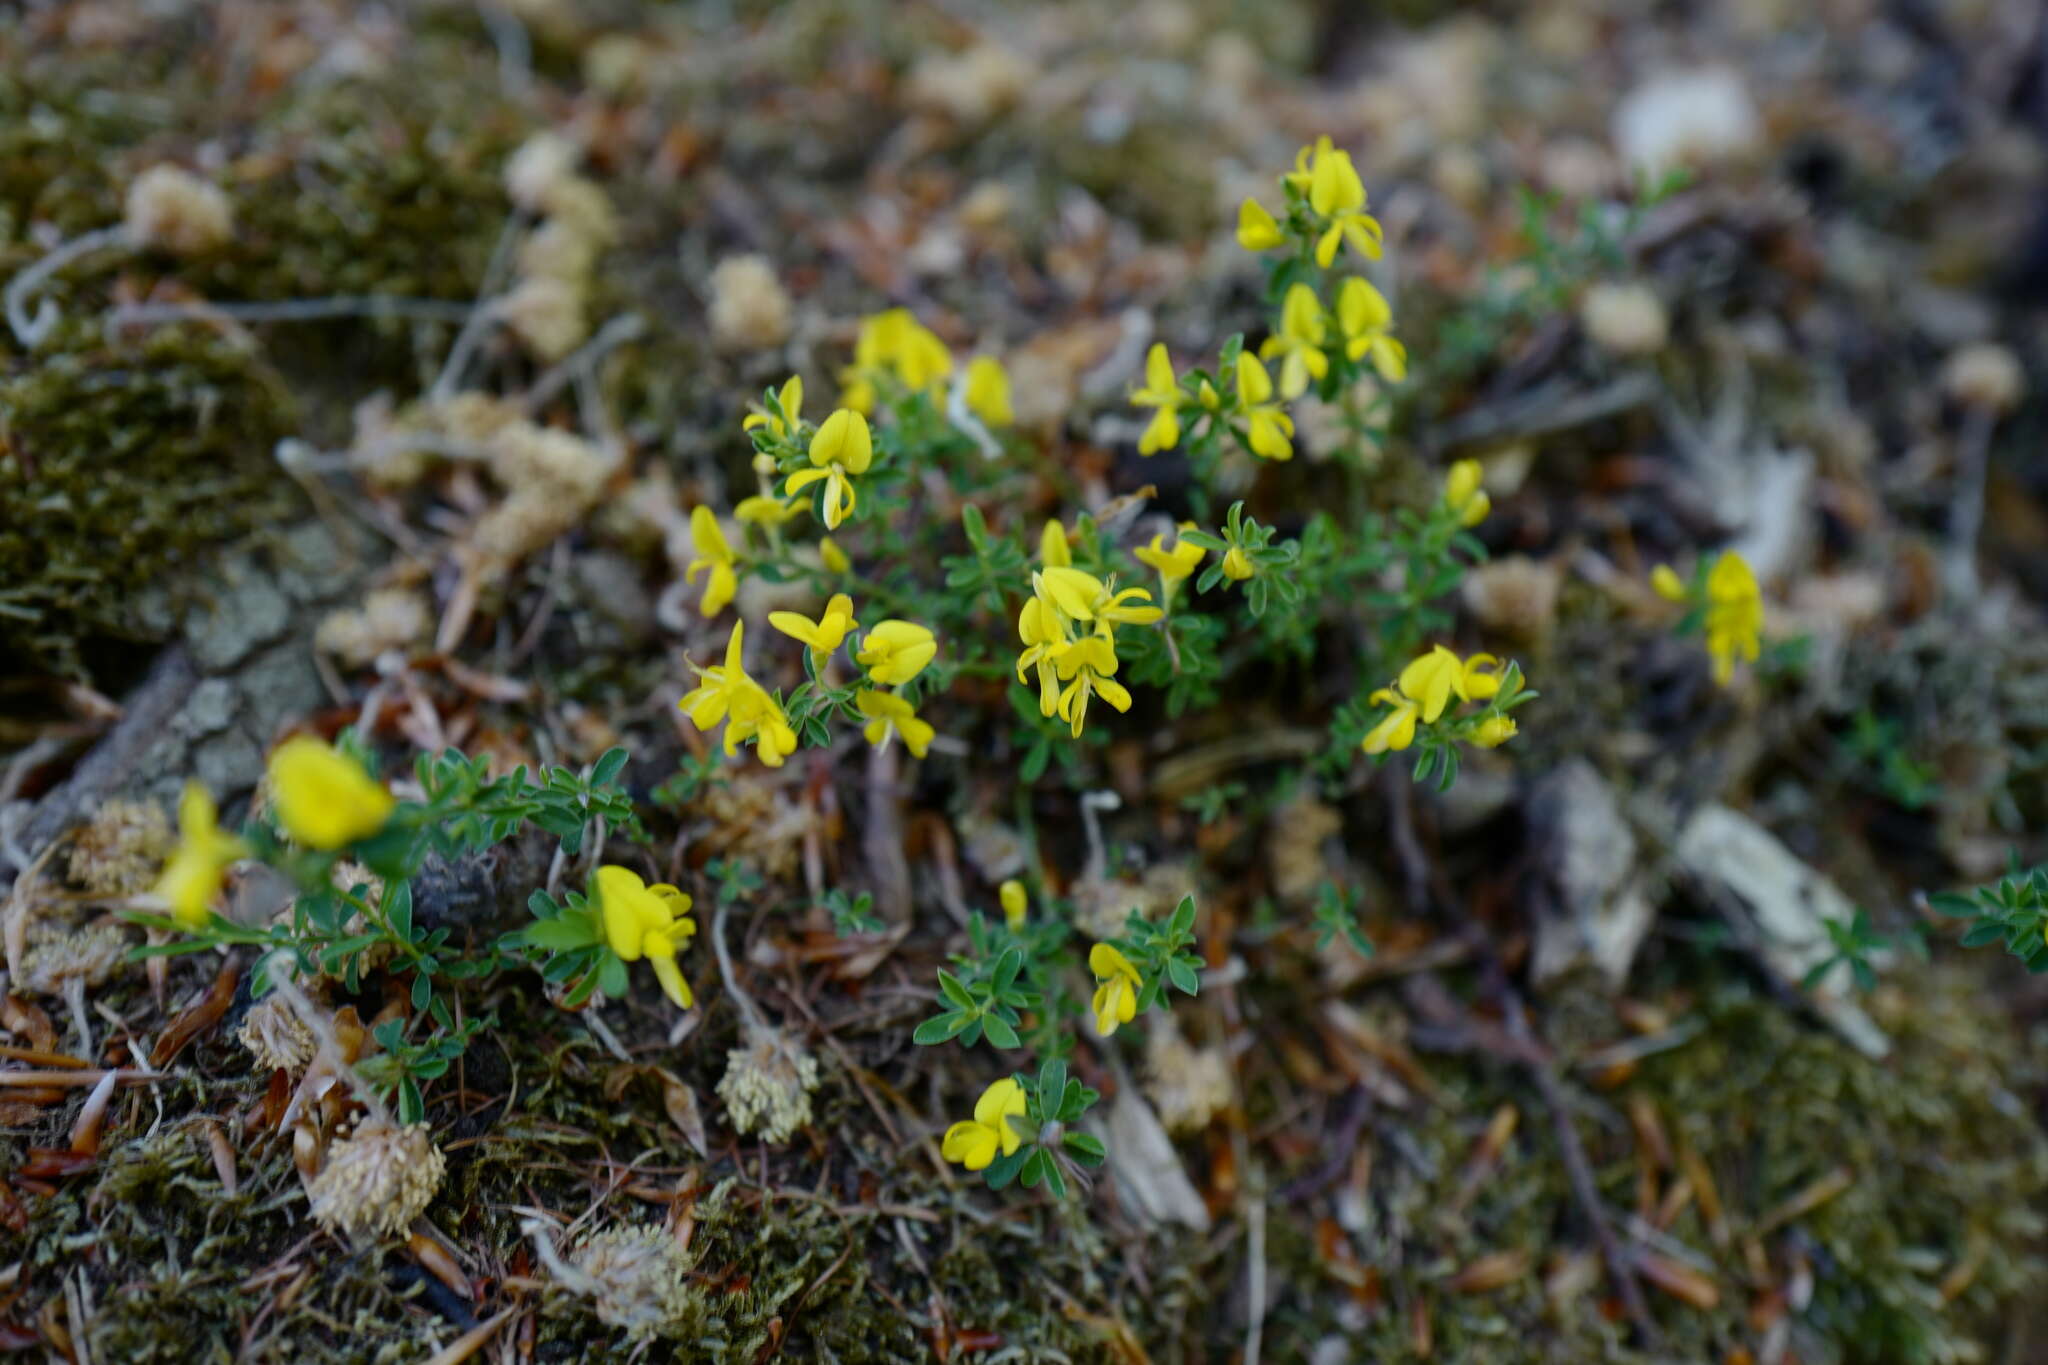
left=1255, top=969, right=2048, bottom=1363
left=0, top=325, right=301, bottom=680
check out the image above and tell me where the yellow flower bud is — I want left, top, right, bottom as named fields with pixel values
left=999, top=879, right=1028, bottom=929
left=1221, top=546, right=1254, bottom=581
left=1650, top=564, right=1688, bottom=602
left=819, top=537, right=850, bottom=573
left=1472, top=715, right=1518, bottom=748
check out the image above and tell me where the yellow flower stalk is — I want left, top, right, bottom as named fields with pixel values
left=769, top=593, right=859, bottom=663
left=964, top=355, right=1012, bottom=427
left=269, top=736, right=396, bottom=851
left=856, top=689, right=936, bottom=759
left=741, top=374, right=803, bottom=439
left=855, top=619, right=937, bottom=687
left=677, top=621, right=799, bottom=768
left=1235, top=352, right=1294, bottom=461
left=1259, top=283, right=1329, bottom=399
left=940, top=1077, right=1027, bottom=1171
left=1131, top=343, right=1189, bottom=455
left=1442, top=459, right=1490, bottom=527
left=785, top=408, right=873, bottom=531
left=1135, top=522, right=1206, bottom=598
left=686, top=505, right=739, bottom=617
left=1337, top=277, right=1406, bottom=381
left=154, top=782, right=247, bottom=927
left=1302, top=136, right=1384, bottom=267
left=1089, top=942, right=1143, bottom=1037
left=999, top=879, right=1028, bottom=930
left=596, top=865, right=696, bottom=1009
left=1704, top=551, right=1763, bottom=685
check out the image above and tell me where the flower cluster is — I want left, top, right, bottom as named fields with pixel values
left=678, top=622, right=800, bottom=768
left=1359, top=644, right=1535, bottom=788
left=1015, top=521, right=1163, bottom=737
left=1653, top=550, right=1763, bottom=686
left=839, top=307, right=1012, bottom=431
left=1238, top=136, right=1386, bottom=269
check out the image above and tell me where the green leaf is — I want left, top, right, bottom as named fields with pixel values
left=522, top=916, right=596, bottom=951
left=1927, top=891, right=1981, bottom=918
left=1062, top=1131, right=1106, bottom=1164
left=936, top=969, right=975, bottom=1009
left=982, top=1014, right=1021, bottom=1049
left=591, top=747, right=629, bottom=787
left=1961, top=921, right=2008, bottom=949
left=913, top=1014, right=963, bottom=1046
left=598, top=954, right=629, bottom=999
left=1168, top=895, right=1196, bottom=938
left=984, top=1147, right=1029, bottom=1190
left=411, top=972, right=433, bottom=1011
left=399, top=1076, right=424, bottom=1125
left=1166, top=957, right=1201, bottom=996
left=386, top=881, right=414, bottom=942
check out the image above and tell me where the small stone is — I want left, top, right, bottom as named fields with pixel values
left=1461, top=555, right=1563, bottom=640
left=505, top=133, right=580, bottom=215
left=1613, top=68, right=1761, bottom=175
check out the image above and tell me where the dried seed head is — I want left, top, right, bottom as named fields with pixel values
left=314, top=588, right=432, bottom=667
left=68, top=798, right=174, bottom=897
left=19, top=922, right=129, bottom=996
left=707, top=255, right=793, bottom=352
left=1460, top=555, right=1564, bottom=641
left=505, top=132, right=580, bottom=215
left=124, top=164, right=233, bottom=255
left=237, top=995, right=317, bottom=1074
left=1265, top=795, right=1343, bottom=906
left=717, top=1030, right=820, bottom=1144
left=307, top=1117, right=445, bottom=1241
left=498, top=275, right=589, bottom=362
left=1942, top=343, right=2025, bottom=415
left=569, top=1225, right=695, bottom=1338
left=1145, top=1023, right=1233, bottom=1135
left=1579, top=282, right=1669, bottom=357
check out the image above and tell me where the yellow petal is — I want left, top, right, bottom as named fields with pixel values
left=268, top=736, right=395, bottom=851
left=1236, top=197, right=1284, bottom=250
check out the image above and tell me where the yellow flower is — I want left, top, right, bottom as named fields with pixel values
left=1034, top=567, right=1163, bottom=629
left=735, top=493, right=805, bottom=528
left=1015, top=595, right=1068, bottom=718
left=1259, top=283, right=1329, bottom=400
left=1397, top=644, right=1468, bottom=723
left=1442, top=458, right=1490, bottom=528
left=965, top=356, right=1013, bottom=427
left=1235, top=352, right=1294, bottom=461
left=1089, top=942, right=1143, bottom=1037
left=1302, top=136, right=1384, bottom=268
left=1360, top=689, right=1420, bottom=755
left=1704, top=551, right=1762, bottom=686
left=940, top=1077, right=1027, bottom=1171
left=1135, top=522, right=1206, bottom=597
left=1051, top=632, right=1131, bottom=738
left=999, top=879, right=1028, bottom=929
left=154, top=782, right=247, bottom=927
left=1131, top=343, right=1188, bottom=455
left=1650, top=564, right=1688, bottom=602
left=269, top=736, right=395, bottom=850
left=1236, top=196, right=1284, bottom=251
left=595, top=865, right=695, bottom=1009
left=1337, top=277, right=1406, bottom=381
left=819, top=536, right=851, bottom=574
left=785, top=409, right=873, bottom=531
left=843, top=308, right=953, bottom=410
left=1220, top=546, right=1254, bottom=581
left=769, top=593, right=860, bottom=662
left=1460, top=653, right=1502, bottom=701
left=1472, top=715, right=1518, bottom=748
left=1040, top=518, right=1072, bottom=567
left=856, top=689, right=936, bottom=758
left=855, top=619, right=937, bottom=686
left=741, top=374, right=803, bottom=440
left=678, top=621, right=800, bottom=768
left=687, top=505, right=739, bottom=617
